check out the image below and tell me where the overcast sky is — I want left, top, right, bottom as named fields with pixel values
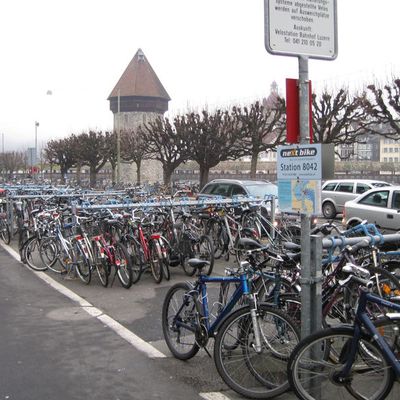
left=1, top=0, right=399, bottom=151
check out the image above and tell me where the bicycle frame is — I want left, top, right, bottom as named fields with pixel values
left=176, top=272, right=251, bottom=337
left=337, top=289, right=400, bottom=379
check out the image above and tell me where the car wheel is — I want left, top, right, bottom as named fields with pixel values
left=322, top=201, right=336, bottom=219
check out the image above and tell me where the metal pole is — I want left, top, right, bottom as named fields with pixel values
left=1, top=133, right=3, bottom=179
left=116, top=89, right=121, bottom=185
left=34, top=121, right=39, bottom=167
left=298, top=56, right=310, bottom=144
left=298, top=55, right=322, bottom=339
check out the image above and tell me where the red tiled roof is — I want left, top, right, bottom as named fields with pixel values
left=108, top=49, right=170, bottom=100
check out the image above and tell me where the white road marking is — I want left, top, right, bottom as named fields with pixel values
left=1, top=242, right=166, bottom=358
left=200, top=393, right=232, bottom=400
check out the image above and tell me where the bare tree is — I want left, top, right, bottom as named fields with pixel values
left=359, top=79, right=400, bottom=139
left=233, top=100, right=286, bottom=178
left=104, top=130, right=118, bottom=185
left=44, top=137, right=78, bottom=184
left=176, top=109, right=246, bottom=188
left=0, top=151, right=26, bottom=179
left=142, top=118, right=188, bottom=186
left=77, top=131, right=108, bottom=187
left=312, top=88, right=376, bottom=159
left=121, top=129, right=149, bottom=185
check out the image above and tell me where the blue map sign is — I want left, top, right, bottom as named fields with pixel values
left=277, top=144, right=322, bottom=215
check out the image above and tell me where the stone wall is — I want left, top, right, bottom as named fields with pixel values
left=113, top=110, right=164, bottom=184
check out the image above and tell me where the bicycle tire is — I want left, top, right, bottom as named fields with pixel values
left=162, top=258, right=171, bottom=281
left=181, top=236, right=197, bottom=276
left=380, top=259, right=400, bottom=280
left=373, top=315, right=400, bottom=354
left=288, top=326, right=395, bottom=400
left=124, top=237, right=143, bottom=284
left=53, top=239, right=76, bottom=274
left=182, top=235, right=214, bottom=276
left=195, top=235, right=214, bottom=275
left=367, top=264, right=400, bottom=299
left=241, top=212, right=262, bottom=239
left=24, top=237, right=47, bottom=271
left=39, top=236, right=60, bottom=270
left=208, top=222, right=226, bottom=259
left=92, top=244, right=109, bottom=287
left=234, top=228, right=260, bottom=264
left=149, top=240, right=163, bottom=283
left=73, top=241, right=92, bottom=285
left=214, top=303, right=300, bottom=399
left=114, top=243, right=133, bottom=289
left=0, top=220, right=11, bottom=245
left=162, top=282, right=200, bottom=360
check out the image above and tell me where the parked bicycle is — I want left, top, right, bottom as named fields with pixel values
left=162, top=258, right=300, bottom=399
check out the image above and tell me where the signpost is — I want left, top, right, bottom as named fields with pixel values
left=264, top=0, right=338, bottom=60
left=277, top=143, right=322, bottom=215
left=264, top=0, right=337, bottom=340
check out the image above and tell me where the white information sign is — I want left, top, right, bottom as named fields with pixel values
left=264, top=0, right=337, bottom=59
left=277, top=143, right=322, bottom=180
left=277, top=144, right=322, bottom=215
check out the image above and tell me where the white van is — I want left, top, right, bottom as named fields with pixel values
left=321, top=179, right=391, bottom=218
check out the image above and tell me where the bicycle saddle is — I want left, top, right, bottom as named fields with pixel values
left=187, top=258, right=210, bottom=270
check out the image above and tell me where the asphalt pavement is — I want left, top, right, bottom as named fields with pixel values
left=0, top=246, right=205, bottom=400
left=1, top=237, right=399, bottom=400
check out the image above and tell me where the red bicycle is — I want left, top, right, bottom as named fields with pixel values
left=92, top=216, right=133, bottom=289
left=121, top=211, right=170, bottom=284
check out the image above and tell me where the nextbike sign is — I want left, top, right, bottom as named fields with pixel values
left=264, top=0, right=338, bottom=60
left=277, top=143, right=322, bottom=180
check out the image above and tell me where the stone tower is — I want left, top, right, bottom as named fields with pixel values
left=108, top=48, right=171, bottom=184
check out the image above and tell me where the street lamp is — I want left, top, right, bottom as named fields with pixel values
left=117, top=88, right=121, bottom=185
left=34, top=121, right=39, bottom=165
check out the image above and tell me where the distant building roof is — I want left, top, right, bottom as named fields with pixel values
left=262, top=81, right=279, bottom=109
left=108, top=49, right=170, bottom=101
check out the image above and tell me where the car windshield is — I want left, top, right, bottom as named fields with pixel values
left=244, top=183, right=278, bottom=198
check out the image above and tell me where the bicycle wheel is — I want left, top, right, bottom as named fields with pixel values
left=54, top=239, right=77, bottom=275
left=0, top=220, right=11, bottom=245
left=380, top=259, right=400, bottom=280
left=114, top=243, right=133, bottom=289
left=214, top=304, right=300, bottom=399
left=194, top=235, right=214, bottom=275
left=208, top=222, right=226, bottom=259
left=234, top=228, right=260, bottom=264
left=161, top=258, right=171, bottom=281
left=39, top=236, right=60, bottom=270
left=124, top=237, right=142, bottom=284
left=73, top=241, right=92, bottom=285
left=288, top=326, right=395, bottom=400
left=368, top=265, right=400, bottom=298
left=373, top=315, right=400, bottom=354
left=92, top=244, right=109, bottom=287
left=24, top=237, right=47, bottom=271
left=162, top=282, right=200, bottom=360
left=182, top=235, right=214, bottom=276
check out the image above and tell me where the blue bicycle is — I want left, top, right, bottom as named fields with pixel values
left=288, top=281, right=400, bottom=400
left=162, top=258, right=300, bottom=399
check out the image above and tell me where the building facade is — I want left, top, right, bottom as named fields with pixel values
left=108, top=49, right=170, bottom=183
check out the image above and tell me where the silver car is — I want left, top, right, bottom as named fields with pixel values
left=342, top=185, right=400, bottom=231
left=321, top=179, right=391, bottom=219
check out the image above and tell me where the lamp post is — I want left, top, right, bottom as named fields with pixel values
left=116, top=88, right=121, bottom=185
left=34, top=121, right=39, bottom=165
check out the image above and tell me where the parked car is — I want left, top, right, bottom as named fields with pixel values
left=321, top=179, right=391, bottom=219
left=198, top=179, right=279, bottom=231
left=342, top=185, right=400, bottom=231
left=198, top=179, right=278, bottom=200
